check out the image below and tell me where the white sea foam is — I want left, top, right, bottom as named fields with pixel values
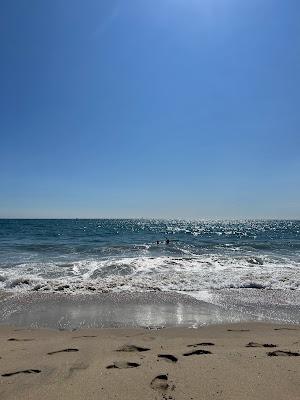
left=0, top=254, right=299, bottom=296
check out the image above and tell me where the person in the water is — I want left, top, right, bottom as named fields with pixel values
left=157, top=239, right=169, bottom=244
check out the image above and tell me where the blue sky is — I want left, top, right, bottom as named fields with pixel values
left=0, top=0, right=299, bottom=219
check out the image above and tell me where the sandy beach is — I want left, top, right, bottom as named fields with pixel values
left=0, top=322, right=299, bottom=399
left=0, top=290, right=299, bottom=398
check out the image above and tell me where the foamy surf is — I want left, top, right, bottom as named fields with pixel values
left=0, top=219, right=299, bottom=299
left=0, top=253, right=299, bottom=296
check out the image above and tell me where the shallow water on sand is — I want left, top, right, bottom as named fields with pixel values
left=0, top=290, right=299, bottom=329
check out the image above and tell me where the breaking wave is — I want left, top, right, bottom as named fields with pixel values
left=0, top=219, right=299, bottom=298
left=0, top=254, right=299, bottom=296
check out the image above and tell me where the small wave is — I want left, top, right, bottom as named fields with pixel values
left=0, top=253, right=299, bottom=295
left=90, top=264, right=134, bottom=278
left=223, top=281, right=269, bottom=289
left=14, top=244, right=70, bottom=252
left=247, top=257, right=264, bottom=266
left=6, top=277, right=37, bottom=288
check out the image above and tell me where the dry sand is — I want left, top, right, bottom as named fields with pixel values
left=0, top=322, right=299, bottom=399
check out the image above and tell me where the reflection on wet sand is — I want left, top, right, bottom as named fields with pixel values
left=0, top=291, right=251, bottom=330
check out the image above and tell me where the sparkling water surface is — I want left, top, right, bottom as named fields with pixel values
left=0, top=219, right=299, bottom=296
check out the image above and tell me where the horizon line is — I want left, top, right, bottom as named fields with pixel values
left=0, top=217, right=299, bottom=221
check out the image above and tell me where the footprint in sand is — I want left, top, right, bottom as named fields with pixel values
left=274, top=328, right=299, bottom=331
left=267, top=350, right=300, bottom=357
left=151, top=374, right=169, bottom=391
left=246, top=342, right=277, bottom=348
left=158, top=354, right=178, bottom=363
left=116, top=345, right=150, bottom=352
left=106, top=361, right=140, bottom=369
left=183, top=349, right=212, bottom=356
left=8, top=338, right=34, bottom=342
left=2, top=369, right=41, bottom=377
left=67, top=362, right=89, bottom=377
left=187, top=342, right=215, bottom=347
left=47, top=348, right=79, bottom=355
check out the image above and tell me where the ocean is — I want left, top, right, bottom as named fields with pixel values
left=0, top=219, right=299, bottom=298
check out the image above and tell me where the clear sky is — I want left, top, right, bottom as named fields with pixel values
left=1, top=0, right=299, bottom=219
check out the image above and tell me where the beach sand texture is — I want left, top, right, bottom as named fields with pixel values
left=0, top=323, right=299, bottom=399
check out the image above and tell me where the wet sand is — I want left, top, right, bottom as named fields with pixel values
left=0, top=291, right=253, bottom=329
left=1, top=290, right=299, bottom=330
left=0, top=322, right=299, bottom=399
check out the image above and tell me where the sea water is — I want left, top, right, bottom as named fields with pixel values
left=0, top=219, right=299, bottom=298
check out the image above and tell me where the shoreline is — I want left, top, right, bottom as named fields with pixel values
left=0, top=289, right=299, bottom=330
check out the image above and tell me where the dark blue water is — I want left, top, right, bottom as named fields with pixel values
left=0, top=219, right=299, bottom=295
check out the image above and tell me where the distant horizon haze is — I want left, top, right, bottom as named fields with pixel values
left=1, top=216, right=299, bottom=221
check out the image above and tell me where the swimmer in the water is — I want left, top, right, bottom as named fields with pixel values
left=165, top=238, right=170, bottom=244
